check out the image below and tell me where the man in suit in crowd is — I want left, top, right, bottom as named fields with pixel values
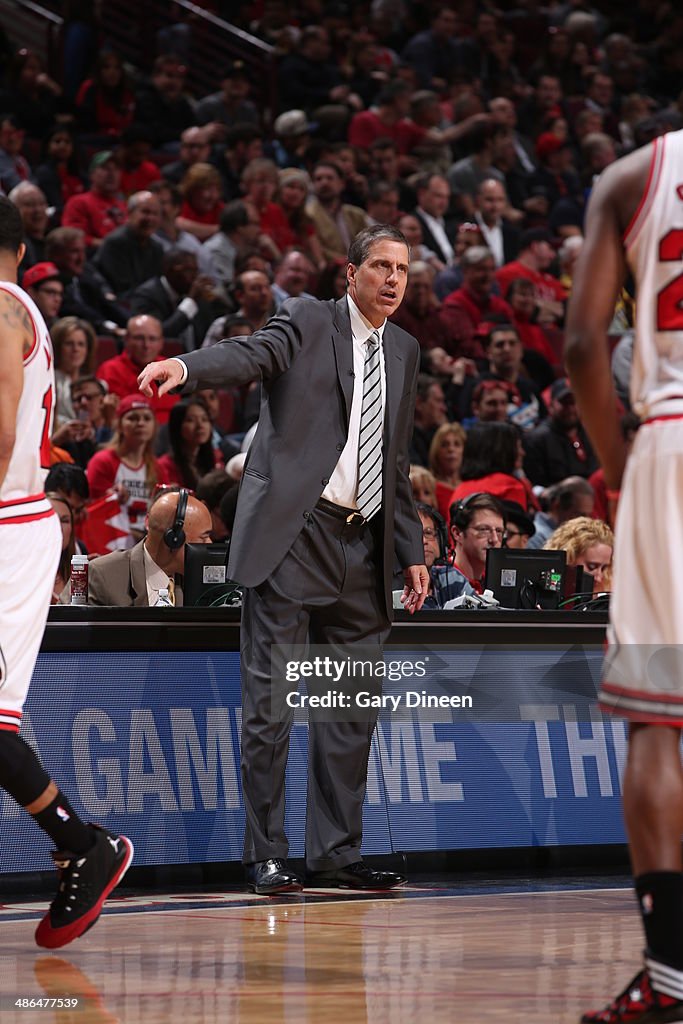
left=130, top=248, right=225, bottom=351
left=473, top=178, right=520, bottom=268
left=60, top=489, right=212, bottom=606
left=139, top=224, right=428, bottom=895
left=413, top=173, right=456, bottom=265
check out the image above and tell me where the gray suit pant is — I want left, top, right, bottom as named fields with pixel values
left=240, top=504, right=391, bottom=870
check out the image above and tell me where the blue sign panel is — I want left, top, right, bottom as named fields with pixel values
left=0, top=646, right=626, bottom=875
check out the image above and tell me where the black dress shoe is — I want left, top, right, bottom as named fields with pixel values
left=307, top=861, right=406, bottom=890
left=245, top=858, right=303, bottom=895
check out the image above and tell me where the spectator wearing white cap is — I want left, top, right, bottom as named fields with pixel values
left=271, top=109, right=315, bottom=169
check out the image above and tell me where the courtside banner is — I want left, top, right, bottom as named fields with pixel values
left=0, top=645, right=627, bottom=873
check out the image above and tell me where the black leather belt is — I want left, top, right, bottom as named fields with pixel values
left=315, top=498, right=366, bottom=525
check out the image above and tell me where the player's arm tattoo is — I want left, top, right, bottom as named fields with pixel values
left=0, top=291, right=32, bottom=355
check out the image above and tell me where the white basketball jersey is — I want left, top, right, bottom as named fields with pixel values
left=625, top=129, right=683, bottom=420
left=0, top=281, right=55, bottom=524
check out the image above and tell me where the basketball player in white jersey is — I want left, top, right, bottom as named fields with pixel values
left=0, top=196, right=133, bottom=948
left=567, top=130, right=683, bottom=1022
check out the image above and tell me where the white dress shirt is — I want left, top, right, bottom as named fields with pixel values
left=144, top=544, right=174, bottom=607
left=475, top=213, right=505, bottom=267
left=172, top=294, right=387, bottom=509
left=416, top=207, right=454, bottom=264
left=322, top=294, right=386, bottom=509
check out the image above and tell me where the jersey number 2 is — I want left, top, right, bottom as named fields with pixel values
left=657, top=230, right=683, bottom=330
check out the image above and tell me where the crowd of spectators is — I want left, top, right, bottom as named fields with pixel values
left=9, top=0, right=676, bottom=603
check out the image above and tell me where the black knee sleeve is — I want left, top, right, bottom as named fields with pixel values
left=0, top=732, right=51, bottom=806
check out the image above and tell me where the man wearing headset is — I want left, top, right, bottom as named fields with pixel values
left=59, top=488, right=212, bottom=606
left=431, top=492, right=506, bottom=605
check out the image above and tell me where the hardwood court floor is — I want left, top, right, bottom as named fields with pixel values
left=0, top=882, right=647, bottom=1023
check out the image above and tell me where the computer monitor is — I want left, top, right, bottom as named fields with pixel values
left=183, top=542, right=242, bottom=607
left=485, top=547, right=566, bottom=609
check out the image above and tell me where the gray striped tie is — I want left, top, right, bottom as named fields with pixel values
left=356, top=330, right=383, bottom=520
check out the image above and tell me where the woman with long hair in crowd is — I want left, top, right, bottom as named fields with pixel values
left=75, top=49, right=135, bottom=138
left=87, top=394, right=168, bottom=550
left=177, top=162, right=225, bottom=242
left=51, top=316, right=97, bottom=424
left=276, top=168, right=325, bottom=271
left=409, top=465, right=438, bottom=510
left=545, top=516, right=614, bottom=594
left=5, top=48, right=62, bottom=139
left=241, top=158, right=294, bottom=256
left=157, top=398, right=224, bottom=490
left=46, top=491, right=76, bottom=602
left=35, top=125, right=85, bottom=217
left=429, top=422, right=466, bottom=520
left=449, top=421, right=535, bottom=511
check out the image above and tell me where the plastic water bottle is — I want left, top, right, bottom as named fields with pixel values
left=157, top=588, right=173, bottom=607
left=70, top=554, right=89, bottom=605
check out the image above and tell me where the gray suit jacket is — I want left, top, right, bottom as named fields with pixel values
left=59, top=540, right=183, bottom=607
left=178, top=296, right=423, bottom=615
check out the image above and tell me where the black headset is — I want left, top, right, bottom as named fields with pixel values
left=415, top=502, right=448, bottom=562
left=163, top=488, right=189, bottom=550
left=450, top=491, right=487, bottom=532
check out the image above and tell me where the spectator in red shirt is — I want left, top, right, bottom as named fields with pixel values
left=86, top=393, right=169, bottom=550
left=177, top=162, right=224, bottom=242
left=157, top=397, right=224, bottom=489
left=241, top=158, right=294, bottom=257
left=348, top=80, right=424, bottom=156
left=507, top=277, right=558, bottom=365
left=440, top=246, right=513, bottom=359
left=449, top=421, right=532, bottom=511
left=62, top=150, right=127, bottom=249
left=495, top=229, right=567, bottom=319
left=276, top=168, right=325, bottom=272
left=75, top=50, right=136, bottom=138
left=116, top=124, right=162, bottom=197
left=97, top=314, right=179, bottom=425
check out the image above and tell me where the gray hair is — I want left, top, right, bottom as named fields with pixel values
left=347, top=224, right=410, bottom=267
left=8, top=181, right=45, bottom=204
left=127, top=190, right=156, bottom=213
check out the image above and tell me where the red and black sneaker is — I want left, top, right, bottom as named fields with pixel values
left=35, top=824, right=134, bottom=949
left=581, top=968, right=683, bottom=1022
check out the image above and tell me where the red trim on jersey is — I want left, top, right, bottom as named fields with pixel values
left=0, top=491, right=46, bottom=509
left=599, top=701, right=683, bottom=726
left=601, top=681, right=683, bottom=705
left=0, top=508, right=55, bottom=525
left=0, top=709, right=22, bottom=733
left=0, top=285, right=39, bottom=363
left=645, top=413, right=683, bottom=424
left=624, top=134, right=665, bottom=249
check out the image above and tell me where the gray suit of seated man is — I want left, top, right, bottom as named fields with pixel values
left=60, top=490, right=212, bottom=606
